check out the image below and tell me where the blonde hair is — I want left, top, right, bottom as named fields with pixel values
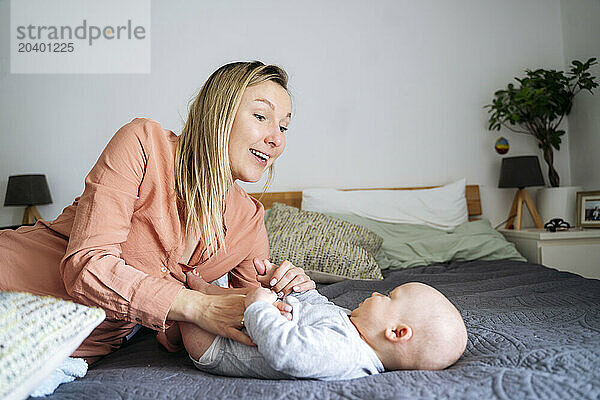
left=174, top=61, right=289, bottom=256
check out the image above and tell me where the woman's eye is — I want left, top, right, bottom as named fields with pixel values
left=254, top=113, right=265, bottom=121
left=280, top=126, right=288, bottom=133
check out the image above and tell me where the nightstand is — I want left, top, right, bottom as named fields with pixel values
left=499, top=228, right=600, bottom=279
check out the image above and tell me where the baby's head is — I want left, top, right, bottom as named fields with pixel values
left=349, top=282, right=467, bottom=371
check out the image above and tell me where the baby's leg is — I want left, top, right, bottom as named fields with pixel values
left=156, top=322, right=184, bottom=352
left=188, top=331, right=292, bottom=379
left=179, top=321, right=217, bottom=360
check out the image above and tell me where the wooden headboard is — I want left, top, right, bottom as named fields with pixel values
left=250, top=185, right=482, bottom=218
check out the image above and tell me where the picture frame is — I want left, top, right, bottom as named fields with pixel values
left=576, top=190, right=600, bottom=228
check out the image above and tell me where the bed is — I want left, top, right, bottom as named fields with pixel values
left=29, top=184, right=600, bottom=399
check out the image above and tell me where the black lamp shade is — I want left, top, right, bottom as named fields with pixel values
left=4, top=174, right=53, bottom=206
left=498, top=156, right=545, bottom=189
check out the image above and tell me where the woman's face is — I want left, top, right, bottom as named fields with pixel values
left=228, top=80, right=292, bottom=182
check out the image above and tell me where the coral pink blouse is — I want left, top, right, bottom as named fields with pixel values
left=0, top=118, right=269, bottom=357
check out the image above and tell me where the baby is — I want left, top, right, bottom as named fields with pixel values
left=178, top=280, right=468, bottom=380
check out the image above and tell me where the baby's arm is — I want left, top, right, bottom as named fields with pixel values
left=244, top=293, right=352, bottom=379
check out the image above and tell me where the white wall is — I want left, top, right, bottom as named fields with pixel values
left=0, top=0, right=568, bottom=227
left=561, top=0, right=600, bottom=190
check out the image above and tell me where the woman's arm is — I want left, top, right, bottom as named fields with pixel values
left=159, top=257, right=314, bottom=351
left=185, top=270, right=292, bottom=318
left=60, top=120, right=183, bottom=332
left=157, top=270, right=255, bottom=353
left=166, top=286, right=253, bottom=346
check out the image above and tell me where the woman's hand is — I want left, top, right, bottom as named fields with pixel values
left=186, top=270, right=292, bottom=320
left=167, top=279, right=253, bottom=346
left=254, top=258, right=316, bottom=298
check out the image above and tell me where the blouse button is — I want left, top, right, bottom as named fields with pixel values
left=160, top=266, right=168, bottom=273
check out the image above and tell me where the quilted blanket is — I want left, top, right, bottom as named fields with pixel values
left=43, top=260, right=600, bottom=400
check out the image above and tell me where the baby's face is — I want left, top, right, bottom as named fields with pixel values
left=350, top=285, right=406, bottom=329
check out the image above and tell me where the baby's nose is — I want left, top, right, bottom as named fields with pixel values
left=371, top=292, right=384, bottom=297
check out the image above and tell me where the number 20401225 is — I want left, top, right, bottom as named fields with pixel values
left=18, top=42, right=74, bottom=52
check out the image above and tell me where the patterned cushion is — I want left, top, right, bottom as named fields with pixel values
left=0, top=292, right=105, bottom=400
left=265, top=202, right=384, bottom=282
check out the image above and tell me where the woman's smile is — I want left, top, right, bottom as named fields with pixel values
left=249, top=148, right=271, bottom=166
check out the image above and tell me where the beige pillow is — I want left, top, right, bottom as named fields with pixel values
left=265, top=202, right=384, bottom=283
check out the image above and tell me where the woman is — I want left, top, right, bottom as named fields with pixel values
left=0, top=61, right=315, bottom=361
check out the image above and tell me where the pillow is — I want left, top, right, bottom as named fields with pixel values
left=323, top=214, right=526, bottom=269
left=0, top=292, right=105, bottom=400
left=302, top=178, right=469, bottom=231
left=265, top=202, right=384, bottom=283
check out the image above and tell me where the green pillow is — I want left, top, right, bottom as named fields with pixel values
left=324, top=214, right=526, bottom=269
left=265, top=203, right=384, bottom=283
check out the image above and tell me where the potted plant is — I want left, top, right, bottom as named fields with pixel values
left=485, top=58, right=598, bottom=223
left=486, top=58, right=597, bottom=187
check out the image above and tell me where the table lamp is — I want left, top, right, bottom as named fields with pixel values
left=499, top=156, right=545, bottom=230
left=4, top=174, right=53, bottom=225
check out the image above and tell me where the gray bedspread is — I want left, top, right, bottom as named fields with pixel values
left=43, top=260, right=600, bottom=400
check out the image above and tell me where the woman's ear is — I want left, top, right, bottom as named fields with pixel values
left=384, top=325, right=413, bottom=343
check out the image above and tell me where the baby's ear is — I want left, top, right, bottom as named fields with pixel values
left=385, top=325, right=412, bottom=343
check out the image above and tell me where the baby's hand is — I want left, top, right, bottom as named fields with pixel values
left=244, top=287, right=277, bottom=308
